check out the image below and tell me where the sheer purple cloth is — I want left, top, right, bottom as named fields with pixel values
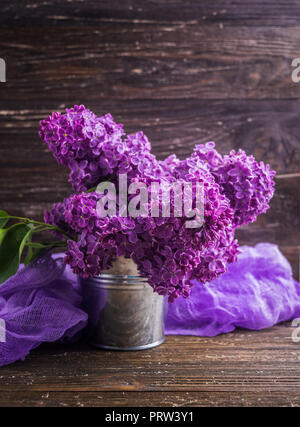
left=0, top=243, right=299, bottom=367
left=0, top=254, right=88, bottom=367
left=165, top=243, right=300, bottom=336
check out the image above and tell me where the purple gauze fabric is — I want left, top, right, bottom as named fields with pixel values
left=165, top=243, right=300, bottom=336
left=0, top=254, right=88, bottom=367
left=0, top=243, right=299, bottom=367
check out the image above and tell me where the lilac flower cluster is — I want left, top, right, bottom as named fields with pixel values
left=42, top=106, right=275, bottom=301
left=187, top=142, right=276, bottom=226
left=39, top=105, right=160, bottom=191
left=45, top=183, right=237, bottom=301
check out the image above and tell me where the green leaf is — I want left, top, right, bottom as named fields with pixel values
left=0, top=223, right=32, bottom=284
left=0, top=229, right=7, bottom=246
left=23, top=234, right=48, bottom=266
left=19, top=225, right=36, bottom=257
left=24, top=244, right=33, bottom=265
left=24, top=245, right=45, bottom=266
left=23, top=226, right=34, bottom=265
left=0, top=210, right=9, bottom=228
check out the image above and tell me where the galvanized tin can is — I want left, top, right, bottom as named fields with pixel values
left=80, top=274, right=167, bottom=350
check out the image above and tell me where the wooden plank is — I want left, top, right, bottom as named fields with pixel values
left=1, top=391, right=300, bottom=407
left=2, top=0, right=300, bottom=27
left=236, top=175, right=300, bottom=250
left=0, top=23, right=299, bottom=101
left=0, top=324, right=299, bottom=393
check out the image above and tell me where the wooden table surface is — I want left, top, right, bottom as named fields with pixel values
left=1, top=322, right=299, bottom=407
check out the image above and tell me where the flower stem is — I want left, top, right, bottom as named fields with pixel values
left=1, top=215, right=73, bottom=240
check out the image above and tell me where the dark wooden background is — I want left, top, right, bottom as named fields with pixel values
left=0, top=0, right=299, bottom=278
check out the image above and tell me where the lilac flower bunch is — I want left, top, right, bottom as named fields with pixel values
left=39, top=105, right=161, bottom=191
left=186, top=142, right=276, bottom=226
left=45, top=173, right=236, bottom=301
left=41, top=105, right=275, bottom=301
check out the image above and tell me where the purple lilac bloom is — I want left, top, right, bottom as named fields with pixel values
left=43, top=106, right=275, bottom=301
left=187, top=142, right=276, bottom=226
left=39, top=105, right=161, bottom=191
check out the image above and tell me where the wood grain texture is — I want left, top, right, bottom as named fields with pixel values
left=1, top=1, right=299, bottom=207
left=0, top=324, right=300, bottom=407
left=2, top=0, right=300, bottom=27
left=1, top=100, right=300, bottom=171
left=2, top=391, right=300, bottom=407
left=0, top=0, right=299, bottom=407
left=1, top=24, right=300, bottom=101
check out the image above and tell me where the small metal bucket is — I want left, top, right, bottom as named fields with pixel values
left=80, top=274, right=167, bottom=350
